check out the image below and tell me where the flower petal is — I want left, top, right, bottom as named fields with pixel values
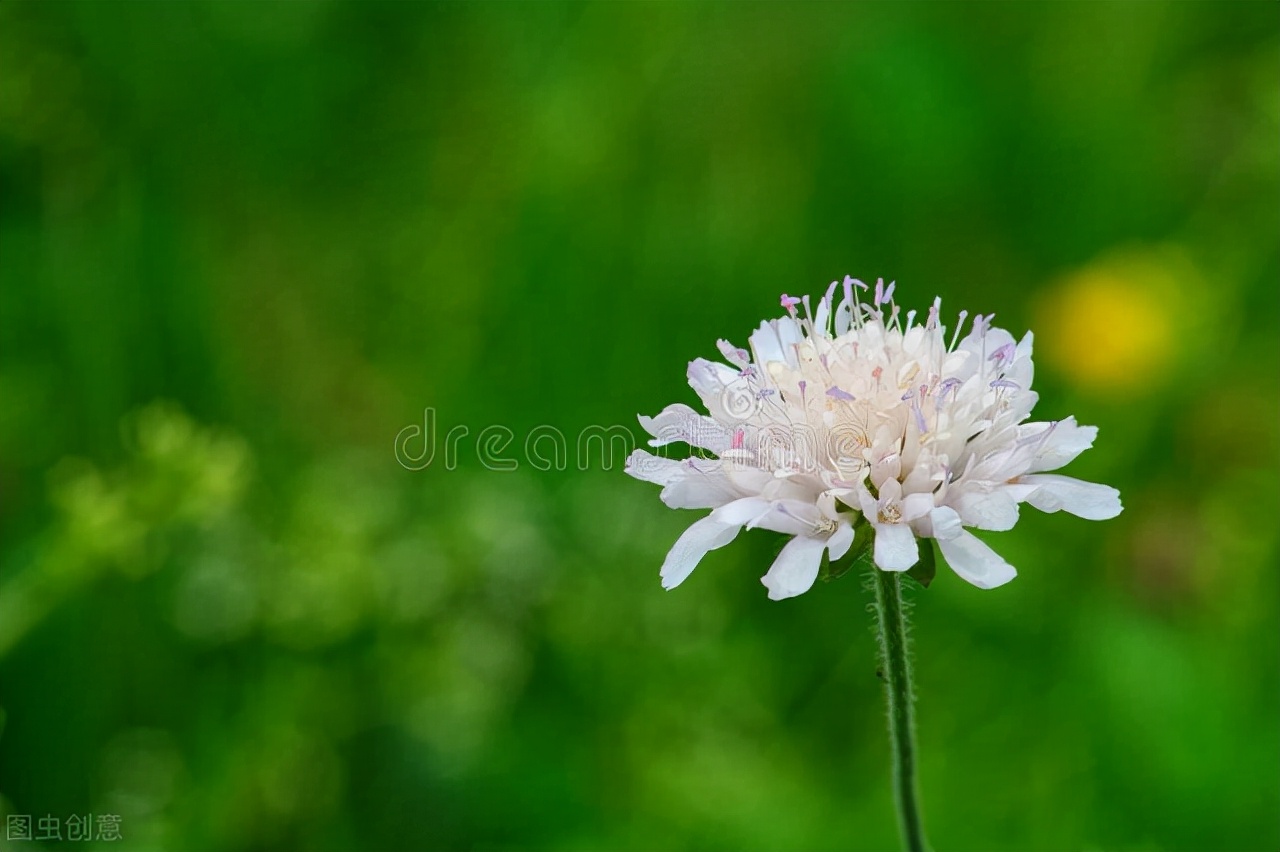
left=952, top=488, right=1020, bottom=531
left=1022, top=417, right=1098, bottom=474
left=660, top=471, right=742, bottom=510
left=856, top=481, right=879, bottom=518
left=900, top=491, right=935, bottom=522
left=624, top=449, right=683, bottom=485
left=826, top=521, right=855, bottom=561
left=873, top=522, right=919, bottom=571
left=1020, top=474, right=1123, bottom=520
left=710, top=497, right=771, bottom=527
left=716, top=339, right=752, bottom=369
left=638, top=403, right=732, bottom=453
left=748, top=317, right=803, bottom=368
left=937, top=530, right=1017, bottom=589
left=659, top=515, right=741, bottom=590
left=627, top=451, right=745, bottom=510
left=686, top=358, right=747, bottom=423
left=754, top=500, right=828, bottom=535
left=927, top=505, right=964, bottom=541
left=760, top=535, right=827, bottom=600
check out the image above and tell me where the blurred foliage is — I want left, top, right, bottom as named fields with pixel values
left=1, top=2, right=1278, bottom=851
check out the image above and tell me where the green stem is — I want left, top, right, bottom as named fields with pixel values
left=872, top=567, right=929, bottom=852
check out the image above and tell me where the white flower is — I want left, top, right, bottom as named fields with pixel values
left=625, top=277, right=1122, bottom=599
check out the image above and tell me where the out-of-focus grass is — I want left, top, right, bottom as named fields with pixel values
left=1, top=2, right=1277, bottom=850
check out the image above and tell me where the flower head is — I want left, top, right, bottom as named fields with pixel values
left=626, top=277, right=1122, bottom=599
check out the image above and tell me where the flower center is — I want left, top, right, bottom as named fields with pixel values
left=878, top=505, right=902, bottom=525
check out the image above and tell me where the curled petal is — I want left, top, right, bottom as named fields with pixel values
left=826, top=521, right=855, bottom=561
left=716, top=339, right=752, bottom=369
left=624, top=449, right=683, bottom=486
left=639, top=403, right=732, bottom=453
left=660, top=516, right=741, bottom=590
left=1020, top=474, right=1123, bottom=520
left=761, top=535, right=827, bottom=600
left=1021, top=417, right=1098, bottom=474
left=937, top=530, right=1017, bottom=589
left=627, top=451, right=744, bottom=510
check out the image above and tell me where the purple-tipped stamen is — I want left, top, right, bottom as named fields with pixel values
left=936, top=377, right=962, bottom=406
left=989, top=342, right=1016, bottom=363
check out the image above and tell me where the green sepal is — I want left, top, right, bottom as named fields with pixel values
left=905, top=539, right=937, bottom=589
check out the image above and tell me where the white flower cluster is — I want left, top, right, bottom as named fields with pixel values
left=626, top=278, right=1122, bottom=599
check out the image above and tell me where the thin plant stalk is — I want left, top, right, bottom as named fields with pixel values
left=871, top=567, right=929, bottom=852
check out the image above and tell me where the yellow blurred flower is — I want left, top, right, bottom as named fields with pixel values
left=1036, top=247, right=1203, bottom=393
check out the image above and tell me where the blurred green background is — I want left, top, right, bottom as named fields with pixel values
left=1, top=2, right=1278, bottom=850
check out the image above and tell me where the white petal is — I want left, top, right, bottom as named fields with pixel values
left=1023, top=417, right=1098, bottom=474
left=871, top=455, right=903, bottom=490
left=1009, top=330, right=1036, bottom=388
left=826, top=521, right=855, bottom=561
left=959, top=326, right=1016, bottom=365
left=928, top=506, right=964, bottom=541
left=1015, top=329, right=1035, bottom=361
left=1020, top=474, right=1123, bottom=520
left=624, top=449, right=683, bottom=485
left=660, top=470, right=742, bottom=510
left=857, top=481, right=879, bottom=518
left=659, top=516, right=741, bottom=590
left=900, top=491, right=935, bottom=522
left=754, top=500, right=827, bottom=536
left=760, top=535, right=827, bottom=600
left=937, top=531, right=1017, bottom=589
left=953, top=488, right=1020, bottom=531
left=873, top=523, right=919, bottom=571
left=627, top=451, right=745, bottom=510
left=748, top=318, right=803, bottom=368
left=710, top=497, right=823, bottom=536
left=638, top=403, right=732, bottom=453
left=716, top=339, right=752, bottom=369
left=710, top=497, right=772, bottom=527
left=1006, top=388, right=1039, bottom=423
left=725, top=466, right=776, bottom=495
left=685, top=358, right=742, bottom=420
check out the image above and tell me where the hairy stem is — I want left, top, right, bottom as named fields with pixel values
left=872, top=568, right=929, bottom=852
